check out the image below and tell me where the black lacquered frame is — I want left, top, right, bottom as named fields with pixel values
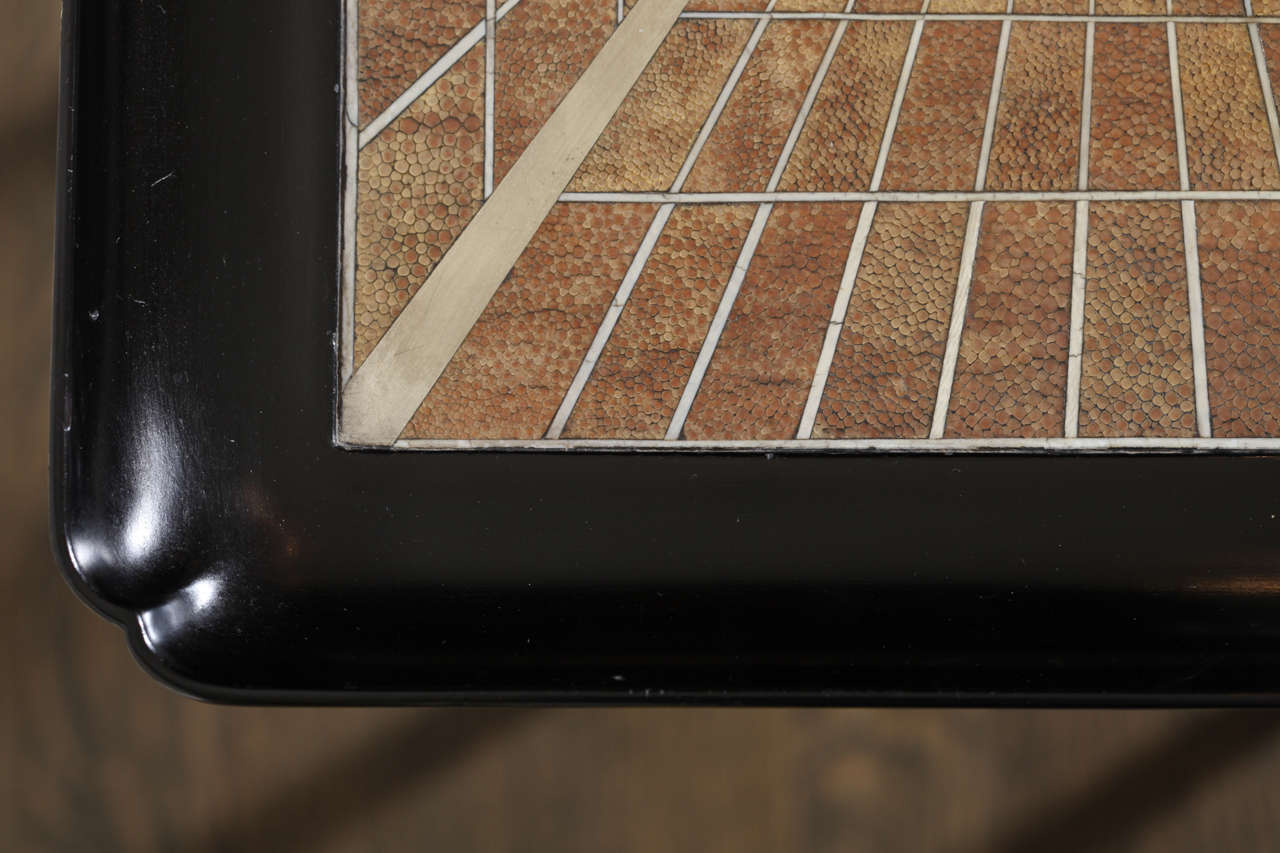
left=51, top=0, right=1280, bottom=704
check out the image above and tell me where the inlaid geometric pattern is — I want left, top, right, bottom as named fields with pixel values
left=341, top=0, right=1280, bottom=450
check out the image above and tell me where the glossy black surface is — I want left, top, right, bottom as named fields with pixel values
left=52, top=0, right=1280, bottom=704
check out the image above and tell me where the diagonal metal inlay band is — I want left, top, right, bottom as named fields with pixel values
left=341, top=0, right=690, bottom=445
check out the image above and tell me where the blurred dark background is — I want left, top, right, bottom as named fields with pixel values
left=7, top=2, right=1280, bottom=850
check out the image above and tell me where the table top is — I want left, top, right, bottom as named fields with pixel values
left=50, top=0, right=1280, bottom=704
left=345, top=0, right=1280, bottom=452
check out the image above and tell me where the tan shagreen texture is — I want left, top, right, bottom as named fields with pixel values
left=1014, top=0, right=1087, bottom=12
left=1079, top=203, right=1197, bottom=437
left=946, top=203, right=1074, bottom=438
left=1263, top=26, right=1280, bottom=113
left=930, top=0, right=1006, bottom=12
left=681, top=0, right=769, bottom=10
left=986, top=23, right=1084, bottom=193
left=494, top=0, right=615, bottom=185
left=813, top=203, right=968, bottom=439
left=1090, top=25, right=1180, bottom=191
left=567, top=20, right=755, bottom=192
left=779, top=21, right=915, bottom=192
left=1177, top=24, right=1280, bottom=191
left=358, top=0, right=485, bottom=127
left=400, top=204, right=656, bottom=439
left=1197, top=203, right=1280, bottom=437
left=1172, top=0, right=1245, bottom=13
left=1094, top=0, right=1164, bottom=14
left=774, top=0, right=849, bottom=10
left=354, top=46, right=484, bottom=369
left=563, top=205, right=757, bottom=439
left=684, top=22, right=835, bottom=192
left=682, top=203, right=862, bottom=440
left=855, top=0, right=925, bottom=10
left=881, top=22, right=1002, bottom=191
left=351, top=2, right=1280, bottom=444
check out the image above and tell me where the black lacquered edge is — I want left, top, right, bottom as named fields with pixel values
left=50, top=0, right=1280, bottom=705
left=50, top=0, right=126, bottom=628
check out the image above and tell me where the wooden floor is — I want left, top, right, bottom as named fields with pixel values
left=9, top=4, right=1280, bottom=850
